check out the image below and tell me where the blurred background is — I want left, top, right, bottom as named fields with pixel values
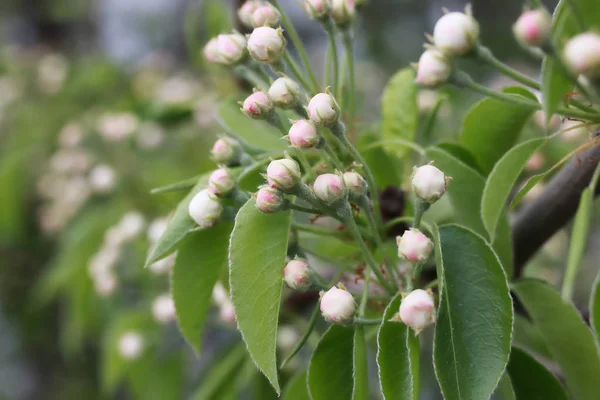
left=2, top=0, right=599, bottom=399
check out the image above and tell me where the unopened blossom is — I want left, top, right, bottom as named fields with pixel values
left=208, top=168, right=235, bottom=196
left=247, top=27, right=286, bottom=64
left=288, top=120, right=320, bottom=149
left=343, top=171, right=367, bottom=200
left=211, top=137, right=241, bottom=165
left=320, top=286, right=356, bottom=324
left=256, top=186, right=286, bottom=213
left=513, top=9, right=552, bottom=48
left=313, top=173, right=346, bottom=204
left=238, top=0, right=263, bottom=28
left=397, top=228, right=433, bottom=263
left=563, top=32, right=600, bottom=79
left=412, top=164, right=447, bottom=203
left=266, top=158, right=301, bottom=190
left=399, top=289, right=436, bottom=332
left=242, top=91, right=273, bottom=119
left=331, top=0, right=355, bottom=26
left=268, top=77, right=302, bottom=108
left=303, top=0, right=330, bottom=19
left=433, top=11, right=480, bottom=56
left=283, top=259, right=311, bottom=290
left=219, top=301, right=236, bottom=324
left=212, top=282, right=230, bottom=306
left=203, top=37, right=223, bottom=64
left=252, top=4, right=281, bottom=27
left=215, top=33, right=247, bottom=65
left=307, top=93, right=340, bottom=126
left=118, top=332, right=144, bottom=360
left=415, top=49, right=451, bottom=87
left=188, top=189, right=223, bottom=228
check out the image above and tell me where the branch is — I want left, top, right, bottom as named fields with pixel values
left=512, top=142, right=600, bottom=278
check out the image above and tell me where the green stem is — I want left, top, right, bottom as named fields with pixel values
left=324, top=41, right=332, bottom=89
left=564, top=0, right=587, bottom=31
left=279, top=305, right=320, bottom=368
left=323, top=143, right=345, bottom=170
left=323, top=20, right=340, bottom=96
left=288, top=203, right=320, bottom=215
left=342, top=29, right=356, bottom=124
left=234, top=65, right=269, bottom=89
left=271, top=0, right=320, bottom=93
left=475, top=45, right=541, bottom=90
left=412, top=200, right=430, bottom=230
left=383, top=216, right=414, bottom=230
left=424, top=279, right=438, bottom=290
left=279, top=53, right=312, bottom=93
left=358, top=265, right=371, bottom=316
left=353, top=317, right=381, bottom=326
left=292, top=222, right=348, bottom=237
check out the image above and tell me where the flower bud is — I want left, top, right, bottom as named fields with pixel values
left=188, top=189, right=223, bottom=229
left=284, top=259, right=311, bottom=290
left=88, top=164, right=117, bottom=194
left=247, top=27, right=286, bottom=64
left=211, top=137, right=241, bottom=165
left=411, top=164, right=447, bottom=203
left=313, top=173, right=346, bottom=204
left=396, top=228, right=433, bottom=263
left=266, top=158, right=301, bottom=190
left=343, top=171, right=367, bottom=200
left=268, top=77, right=302, bottom=108
left=152, top=294, right=176, bottom=324
left=219, top=301, right=236, bottom=324
left=513, top=9, right=552, bottom=48
left=331, top=0, right=355, bottom=26
left=208, top=168, right=235, bottom=196
left=307, top=93, right=340, bottom=126
left=216, top=33, right=247, bottom=65
left=303, top=0, right=330, bottom=19
left=118, top=332, right=144, bottom=360
left=399, top=289, right=435, bottom=332
left=242, top=91, right=274, bottom=119
left=203, top=37, right=223, bottom=64
left=238, top=0, right=263, bottom=28
left=288, top=120, right=320, bottom=149
left=212, top=282, right=229, bottom=306
left=563, top=32, right=600, bottom=79
left=256, top=186, right=286, bottom=213
left=415, top=49, right=451, bottom=88
left=252, top=4, right=281, bottom=28
left=433, top=12, right=480, bottom=56
left=320, top=286, right=356, bottom=324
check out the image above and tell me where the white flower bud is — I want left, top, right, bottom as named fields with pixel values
left=433, top=12, right=480, bottom=56
left=88, top=164, right=117, bottom=194
left=343, top=171, right=367, bottom=200
left=399, top=289, right=436, bottom=332
left=313, top=173, right=347, bottom=204
left=320, top=286, right=356, bottom=324
left=216, top=33, right=247, bottom=65
left=212, top=282, right=229, bottom=306
left=415, top=49, right=451, bottom=88
left=268, top=77, right=302, bottom=108
left=266, top=158, right=301, bottom=190
left=247, top=27, right=286, bottom=64
left=242, top=91, right=274, bottom=119
left=396, top=228, right=433, bottom=263
left=513, top=9, right=552, bottom=48
left=238, top=0, right=263, bottom=28
left=252, top=4, right=281, bottom=27
left=188, top=189, right=223, bottom=228
left=203, top=37, right=223, bottom=64
left=284, top=259, right=311, bottom=290
left=256, top=186, right=286, bottom=213
left=303, top=0, right=330, bottom=19
left=211, top=137, right=241, bottom=165
left=411, top=164, right=447, bottom=203
left=288, top=120, right=320, bottom=149
left=118, top=332, right=144, bottom=360
left=219, top=301, right=236, bottom=324
left=307, top=93, right=340, bottom=126
left=208, top=168, right=235, bottom=196
left=563, top=32, right=600, bottom=79
left=331, top=0, right=355, bottom=26
left=152, top=294, right=176, bottom=324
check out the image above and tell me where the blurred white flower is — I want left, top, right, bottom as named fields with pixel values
left=94, top=273, right=119, bottom=297
left=277, top=326, right=299, bottom=351
left=58, top=122, right=84, bottom=148
left=97, top=113, right=139, bottom=142
left=147, top=217, right=169, bottom=244
left=194, top=99, right=217, bottom=128
left=118, top=211, right=146, bottom=241
left=0, top=76, right=22, bottom=107
left=50, top=149, right=92, bottom=175
left=152, top=294, right=176, bottom=323
left=149, top=252, right=176, bottom=275
left=118, top=332, right=144, bottom=360
left=38, top=54, right=69, bottom=94
left=560, top=120, right=588, bottom=143
left=89, top=246, right=120, bottom=278
left=154, top=76, right=199, bottom=105
left=212, top=282, right=229, bottom=306
left=88, top=164, right=117, bottom=194
left=136, top=122, right=165, bottom=150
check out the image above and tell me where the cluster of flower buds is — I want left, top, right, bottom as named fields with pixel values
left=188, top=189, right=223, bottom=229
left=563, top=32, right=600, bottom=81
left=212, top=282, right=236, bottom=324
left=118, top=331, right=144, bottom=360
left=283, top=258, right=312, bottom=290
left=397, top=289, right=436, bottom=333
left=152, top=293, right=177, bottom=324
left=397, top=228, right=434, bottom=263
left=320, top=285, right=356, bottom=324
left=513, top=8, right=552, bottom=48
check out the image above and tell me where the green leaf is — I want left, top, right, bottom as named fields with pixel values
left=507, top=347, right=567, bottom=400
left=513, top=280, right=600, bottom=400
left=381, top=68, right=418, bottom=159
left=128, top=353, right=184, bottom=400
left=282, top=370, right=309, bottom=400
left=203, top=0, right=232, bottom=39
left=229, top=200, right=292, bottom=394
left=307, top=325, right=355, bottom=400
left=218, top=99, right=287, bottom=152
left=482, top=138, right=547, bottom=240
left=298, top=232, right=359, bottom=267
left=433, top=224, right=513, bottom=400
left=377, top=293, right=419, bottom=400
left=359, top=132, right=403, bottom=188
left=436, top=142, right=483, bottom=174
left=353, top=327, right=369, bottom=400
left=494, top=373, right=516, bottom=400
left=460, top=87, right=537, bottom=175
left=145, top=174, right=208, bottom=267
left=191, top=344, right=247, bottom=400
left=425, top=147, right=513, bottom=274
left=513, top=315, right=553, bottom=360
left=591, top=271, right=600, bottom=346
left=151, top=175, right=201, bottom=194
left=172, top=223, right=233, bottom=354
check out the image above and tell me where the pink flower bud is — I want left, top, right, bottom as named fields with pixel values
left=307, top=93, right=340, bottom=126
left=313, top=173, right=347, bottom=203
left=256, top=186, right=286, bottom=213
left=411, top=164, right=447, bottom=203
left=237, top=0, right=263, bottom=28
left=203, top=37, right=223, bottom=64
left=433, top=12, right=480, bottom=56
left=563, top=32, right=600, bottom=79
left=188, top=189, right=223, bottom=229
left=396, top=228, right=433, bottom=263
left=152, top=294, right=176, bottom=324
left=331, top=0, right=355, bottom=26
left=513, top=9, right=552, bottom=48
left=211, top=137, right=241, bottom=165
left=303, top=0, right=330, bottom=19
left=284, top=259, right=311, bottom=290
left=212, top=282, right=229, bottom=306
left=415, top=49, right=451, bottom=88
left=242, top=91, right=274, bottom=119
left=208, top=168, right=235, bottom=196
left=399, top=289, right=435, bottom=332
left=216, top=33, right=247, bottom=65
left=268, top=77, right=302, bottom=108
left=343, top=171, right=367, bottom=199
left=320, top=286, right=356, bottom=324
left=288, top=120, right=320, bottom=149
left=118, top=332, right=144, bottom=360
left=247, top=27, right=286, bottom=64
left=252, top=4, right=281, bottom=28
left=219, top=301, right=236, bottom=324
left=266, top=158, right=302, bottom=190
